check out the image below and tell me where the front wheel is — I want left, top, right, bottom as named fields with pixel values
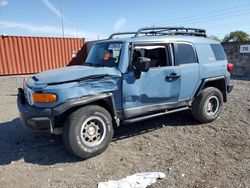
left=63, top=105, right=113, bottom=159
left=191, top=87, right=223, bottom=123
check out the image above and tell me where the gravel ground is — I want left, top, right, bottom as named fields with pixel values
left=0, top=76, right=249, bottom=188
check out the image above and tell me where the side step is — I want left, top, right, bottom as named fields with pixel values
left=122, top=106, right=189, bottom=124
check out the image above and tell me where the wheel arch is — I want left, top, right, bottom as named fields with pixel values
left=194, top=76, right=227, bottom=102
left=52, top=92, right=119, bottom=128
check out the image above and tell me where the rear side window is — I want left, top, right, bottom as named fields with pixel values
left=210, top=44, right=226, bottom=61
left=176, top=43, right=197, bottom=65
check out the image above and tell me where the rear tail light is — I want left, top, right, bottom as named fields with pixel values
left=227, top=63, right=235, bottom=72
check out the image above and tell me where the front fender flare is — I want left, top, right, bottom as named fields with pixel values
left=52, top=92, right=119, bottom=125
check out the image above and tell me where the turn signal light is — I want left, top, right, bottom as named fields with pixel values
left=227, top=63, right=235, bottom=72
left=32, top=93, right=57, bottom=103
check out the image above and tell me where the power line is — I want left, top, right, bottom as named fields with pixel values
left=210, top=30, right=250, bottom=36
left=195, top=20, right=250, bottom=28
left=179, top=11, right=250, bottom=26
left=143, top=4, right=250, bottom=38
left=148, top=3, right=250, bottom=25
left=161, top=8, right=250, bottom=26
left=143, top=11, right=250, bottom=31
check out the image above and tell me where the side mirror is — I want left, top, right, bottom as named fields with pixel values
left=132, top=57, right=150, bottom=72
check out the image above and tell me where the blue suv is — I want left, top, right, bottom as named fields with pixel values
left=17, top=27, right=234, bottom=159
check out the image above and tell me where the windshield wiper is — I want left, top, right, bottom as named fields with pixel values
left=84, top=62, right=105, bottom=67
left=84, top=62, right=92, bottom=66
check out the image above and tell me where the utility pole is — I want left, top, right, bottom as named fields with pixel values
left=61, top=0, right=64, bottom=37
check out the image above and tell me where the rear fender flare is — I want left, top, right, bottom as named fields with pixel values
left=192, top=76, right=227, bottom=104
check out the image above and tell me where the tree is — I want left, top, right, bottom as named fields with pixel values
left=223, top=31, right=250, bottom=42
left=209, top=35, right=221, bottom=42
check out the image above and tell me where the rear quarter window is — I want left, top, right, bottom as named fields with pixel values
left=210, top=44, right=226, bottom=61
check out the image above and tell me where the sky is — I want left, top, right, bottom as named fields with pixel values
left=0, top=0, right=250, bottom=41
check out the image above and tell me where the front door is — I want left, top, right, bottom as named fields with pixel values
left=122, top=43, right=181, bottom=118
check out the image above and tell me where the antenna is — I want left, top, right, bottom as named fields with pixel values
left=60, top=0, right=64, bottom=37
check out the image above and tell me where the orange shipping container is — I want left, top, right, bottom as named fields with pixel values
left=0, top=36, right=86, bottom=75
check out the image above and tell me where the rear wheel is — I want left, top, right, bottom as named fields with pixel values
left=191, top=87, right=223, bottom=123
left=63, top=105, right=113, bottom=159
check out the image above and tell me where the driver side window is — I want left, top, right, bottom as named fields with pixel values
left=131, top=44, right=171, bottom=68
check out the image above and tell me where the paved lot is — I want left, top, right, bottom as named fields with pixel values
left=0, top=76, right=249, bottom=188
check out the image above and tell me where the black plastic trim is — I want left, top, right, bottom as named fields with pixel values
left=227, top=84, right=233, bottom=93
left=123, top=106, right=189, bottom=124
left=17, top=98, right=52, bottom=132
left=52, top=92, right=117, bottom=118
left=193, top=76, right=226, bottom=99
left=123, top=100, right=189, bottom=119
left=18, top=88, right=26, bottom=104
left=134, top=27, right=206, bottom=38
left=108, top=32, right=137, bottom=39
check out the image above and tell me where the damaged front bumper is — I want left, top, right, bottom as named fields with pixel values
left=17, top=88, right=53, bottom=133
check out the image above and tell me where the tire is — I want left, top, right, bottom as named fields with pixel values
left=63, top=105, right=113, bottom=159
left=191, top=87, right=223, bottom=123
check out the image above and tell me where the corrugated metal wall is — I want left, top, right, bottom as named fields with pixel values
left=0, top=36, right=86, bottom=75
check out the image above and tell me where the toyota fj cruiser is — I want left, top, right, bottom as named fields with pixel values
left=17, top=27, right=234, bottom=159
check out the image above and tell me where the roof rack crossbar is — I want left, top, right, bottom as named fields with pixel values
left=108, top=32, right=137, bottom=39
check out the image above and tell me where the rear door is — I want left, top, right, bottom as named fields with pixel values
left=174, top=42, right=200, bottom=100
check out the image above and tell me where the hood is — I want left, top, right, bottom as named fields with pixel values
left=32, top=65, right=121, bottom=85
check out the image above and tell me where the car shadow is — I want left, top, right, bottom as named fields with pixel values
left=0, top=111, right=199, bottom=166
left=113, top=110, right=200, bottom=141
left=0, top=118, right=81, bottom=166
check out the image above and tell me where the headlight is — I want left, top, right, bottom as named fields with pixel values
left=32, top=93, right=57, bottom=103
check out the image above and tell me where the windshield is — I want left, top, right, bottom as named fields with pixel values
left=85, top=42, right=123, bottom=67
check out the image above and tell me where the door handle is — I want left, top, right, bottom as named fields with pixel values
left=165, top=73, right=180, bottom=81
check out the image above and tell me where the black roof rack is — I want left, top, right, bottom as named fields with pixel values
left=134, top=27, right=206, bottom=37
left=108, top=27, right=206, bottom=39
left=108, top=32, right=137, bottom=39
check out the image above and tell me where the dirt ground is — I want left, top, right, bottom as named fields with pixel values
left=0, top=76, right=249, bottom=188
